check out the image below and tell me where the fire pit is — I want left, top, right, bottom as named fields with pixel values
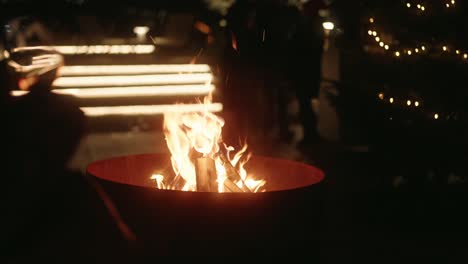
left=86, top=90, right=324, bottom=256
left=87, top=153, right=324, bottom=256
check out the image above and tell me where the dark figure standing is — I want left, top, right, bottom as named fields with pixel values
left=285, top=1, right=324, bottom=148
left=225, top=0, right=324, bottom=151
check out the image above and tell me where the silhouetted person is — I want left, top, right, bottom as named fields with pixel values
left=223, top=0, right=270, bottom=146
left=225, top=0, right=324, bottom=150
left=0, top=45, right=135, bottom=262
left=275, top=0, right=324, bottom=148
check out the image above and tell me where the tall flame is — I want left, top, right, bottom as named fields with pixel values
left=153, top=87, right=265, bottom=192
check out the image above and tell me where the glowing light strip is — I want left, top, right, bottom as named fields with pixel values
left=53, top=73, right=213, bottom=87
left=80, top=103, right=223, bottom=116
left=51, top=45, right=155, bottom=55
left=10, top=84, right=215, bottom=98
left=58, top=64, right=211, bottom=76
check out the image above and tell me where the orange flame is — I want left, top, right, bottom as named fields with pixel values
left=152, top=80, right=265, bottom=192
left=231, top=32, right=238, bottom=51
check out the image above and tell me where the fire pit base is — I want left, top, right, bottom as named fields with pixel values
left=87, top=153, right=324, bottom=256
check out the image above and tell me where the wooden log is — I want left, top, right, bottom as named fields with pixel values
left=218, top=152, right=252, bottom=192
left=195, top=157, right=217, bottom=192
left=222, top=177, right=244, bottom=192
left=193, top=152, right=251, bottom=193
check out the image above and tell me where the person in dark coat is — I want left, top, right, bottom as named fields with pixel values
left=0, top=42, right=136, bottom=262
left=225, top=0, right=324, bottom=150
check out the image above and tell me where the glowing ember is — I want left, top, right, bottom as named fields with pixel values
left=152, top=92, right=265, bottom=192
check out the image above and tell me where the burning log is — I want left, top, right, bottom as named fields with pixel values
left=195, top=156, right=244, bottom=192
left=195, top=157, right=217, bottom=192
left=218, top=151, right=252, bottom=193
left=161, top=89, right=262, bottom=193
left=222, top=177, right=244, bottom=192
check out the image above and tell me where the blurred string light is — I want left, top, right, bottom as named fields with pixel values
left=405, top=2, right=426, bottom=12
left=376, top=93, right=447, bottom=121
left=406, top=1, right=454, bottom=10
left=377, top=92, right=421, bottom=107
left=373, top=92, right=452, bottom=122
left=366, top=19, right=468, bottom=62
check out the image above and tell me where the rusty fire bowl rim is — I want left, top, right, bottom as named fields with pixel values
left=86, top=153, right=325, bottom=194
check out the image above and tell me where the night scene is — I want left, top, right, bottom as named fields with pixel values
left=1, top=0, right=467, bottom=262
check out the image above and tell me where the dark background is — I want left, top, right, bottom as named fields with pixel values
left=1, top=0, right=468, bottom=261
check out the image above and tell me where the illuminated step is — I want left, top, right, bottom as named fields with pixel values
left=58, top=64, right=211, bottom=76
left=80, top=103, right=223, bottom=117
left=11, top=84, right=214, bottom=98
left=52, top=45, right=155, bottom=55
left=53, top=73, right=213, bottom=88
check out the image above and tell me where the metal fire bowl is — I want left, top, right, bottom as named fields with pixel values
left=87, top=153, right=324, bottom=257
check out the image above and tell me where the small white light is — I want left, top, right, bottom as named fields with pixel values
left=421, top=45, right=426, bottom=51
left=384, top=45, right=389, bottom=50
left=372, top=31, right=377, bottom=36
left=406, top=3, right=411, bottom=8
left=456, top=50, right=460, bottom=54
left=369, top=18, right=374, bottom=23
left=415, top=48, right=419, bottom=53
left=417, top=4, right=421, bottom=8
left=407, top=100, right=411, bottom=106
left=414, top=101, right=420, bottom=107
left=434, top=113, right=439, bottom=120
left=375, top=36, right=380, bottom=42
left=322, top=21, right=335, bottom=30
left=407, top=50, right=412, bottom=55
left=219, top=19, right=227, bottom=27
left=379, top=42, right=384, bottom=47
left=133, top=26, right=150, bottom=37
left=464, top=54, right=468, bottom=59
left=446, top=3, right=450, bottom=7
left=443, top=46, right=447, bottom=51
left=389, top=97, right=394, bottom=103
left=421, top=6, right=425, bottom=11
left=395, top=51, right=400, bottom=57
left=368, top=30, right=373, bottom=35
left=451, top=0, right=455, bottom=4
left=378, top=93, right=384, bottom=100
